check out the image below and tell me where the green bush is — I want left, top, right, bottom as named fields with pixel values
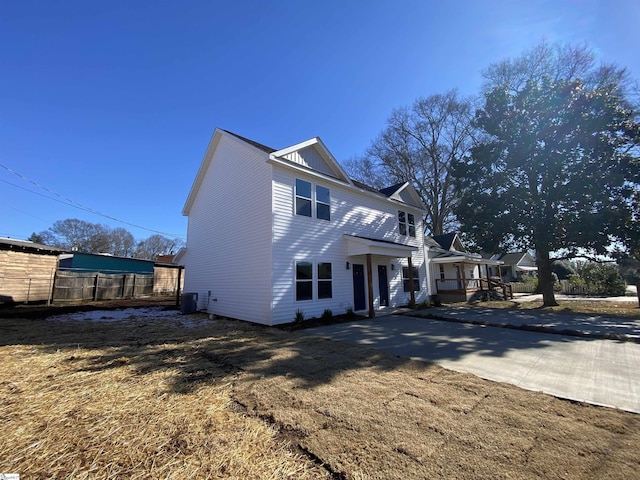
left=321, top=309, right=333, bottom=321
left=581, top=262, right=627, bottom=296
left=294, top=308, right=305, bottom=323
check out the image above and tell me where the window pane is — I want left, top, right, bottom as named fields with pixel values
left=409, top=225, right=416, bottom=237
left=398, top=211, right=406, bottom=222
left=316, top=185, right=330, bottom=204
left=408, top=213, right=415, bottom=225
left=296, top=281, right=313, bottom=301
left=318, top=280, right=332, bottom=299
left=318, top=262, right=332, bottom=279
left=403, top=280, right=410, bottom=293
left=296, top=198, right=312, bottom=217
left=295, top=179, right=311, bottom=199
left=413, top=279, right=420, bottom=291
left=296, top=261, right=313, bottom=280
left=317, top=202, right=330, bottom=221
left=412, top=267, right=419, bottom=278
left=399, top=223, right=407, bottom=235
left=402, top=267, right=409, bottom=279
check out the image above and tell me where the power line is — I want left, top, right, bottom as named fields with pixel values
left=0, top=163, right=186, bottom=238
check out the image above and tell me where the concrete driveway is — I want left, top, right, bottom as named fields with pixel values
left=306, top=315, right=640, bottom=414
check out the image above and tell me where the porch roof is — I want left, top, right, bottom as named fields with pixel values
left=430, top=251, right=503, bottom=265
left=343, top=234, right=417, bottom=258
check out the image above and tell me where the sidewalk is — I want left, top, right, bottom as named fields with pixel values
left=408, top=305, right=640, bottom=342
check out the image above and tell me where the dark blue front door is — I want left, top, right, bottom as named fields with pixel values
left=353, top=264, right=366, bottom=311
left=378, top=265, right=389, bottom=307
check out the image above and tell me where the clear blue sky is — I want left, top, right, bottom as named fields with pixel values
left=1, top=0, right=638, bottom=242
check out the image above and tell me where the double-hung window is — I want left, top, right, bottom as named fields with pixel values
left=295, top=179, right=330, bottom=221
left=316, top=185, right=331, bottom=221
left=398, top=211, right=416, bottom=237
left=295, top=261, right=333, bottom=301
left=295, top=179, right=312, bottom=217
left=295, top=261, right=313, bottom=301
left=317, top=262, right=332, bottom=299
left=402, top=266, right=420, bottom=292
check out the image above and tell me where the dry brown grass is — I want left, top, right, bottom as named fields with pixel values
left=0, top=314, right=328, bottom=479
left=2, top=309, right=640, bottom=479
left=478, top=298, right=640, bottom=318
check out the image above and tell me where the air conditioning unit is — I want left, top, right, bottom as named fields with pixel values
left=180, top=292, right=198, bottom=314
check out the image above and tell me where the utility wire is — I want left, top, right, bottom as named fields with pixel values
left=0, top=163, right=186, bottom=238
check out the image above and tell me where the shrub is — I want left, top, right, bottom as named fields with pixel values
left=321, top=309, right=333, bottom=321
left=345, top=306, right=355, bottom=318
left=294, top=308, right=305, bottom=323
left=581, top=262, right=627, bottom=296
left=552, top=260, right=577, bottom=280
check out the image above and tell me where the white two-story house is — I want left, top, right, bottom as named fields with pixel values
left=180, top=129, right=429, bottom=325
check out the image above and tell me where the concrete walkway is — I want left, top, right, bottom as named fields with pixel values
left=307, top=314, right=640, bottom=413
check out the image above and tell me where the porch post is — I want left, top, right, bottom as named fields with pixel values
left=461, top=263, right=467, bottom=298
left=366, top=254, right=375, bottom=318
left=407, top=256, right=416, bottom=308
left=485, top=263, right=490, bottom=291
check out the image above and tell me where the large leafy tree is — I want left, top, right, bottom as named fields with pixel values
left=344, top=90, right=475, bottom=235
left=454, top=64, right=639, bottom=306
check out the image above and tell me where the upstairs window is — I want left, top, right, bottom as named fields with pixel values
left=398, top=211, right=407, bottom=235
left=402, top=266, right=420, bottom=292
left=295, top=179, right=331, bottom=221
left=398, top=211, right=416, bottom=237
left=316, top=185, right=331, bottom=221
left=408, top=213, right=416, bottom=237
left=295, top=179, right=312, bottom=217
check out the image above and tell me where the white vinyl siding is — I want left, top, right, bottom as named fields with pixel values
left=271, top=167, right=427, bottom=324
left=182, top=133, right=273, bottom=324
left=283, top=146, right=336, bottom=177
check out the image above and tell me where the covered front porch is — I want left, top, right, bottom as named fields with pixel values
left=344, top=234, right=419, bottom=318
left=432, top=255, right=512, bottom=303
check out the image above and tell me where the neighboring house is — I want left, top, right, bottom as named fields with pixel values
left=425, top=233, right=505, bottom=302
left=0, top=237, right=63, bottom=304
left=488, top=252, right=537, bottom=282
left=180, top=128, right=429, bottom=325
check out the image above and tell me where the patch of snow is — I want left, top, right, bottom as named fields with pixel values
left=46, top=307, right=219, bottom=328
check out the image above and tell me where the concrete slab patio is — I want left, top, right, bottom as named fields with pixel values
left=307, top=314, right=640, bottom=414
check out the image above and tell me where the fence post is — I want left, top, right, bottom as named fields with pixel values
left=132, top=274, right=137, bottom=298
left=49, top=269, right=56, bottom=305
left=175, top=266, right=183, bottom=307
left=93, top=273, right=100, bottom=301
left=26, top=278, right=32, bottom=303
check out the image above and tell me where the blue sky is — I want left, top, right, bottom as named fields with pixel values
left=1, top=0, right=638, bottom=242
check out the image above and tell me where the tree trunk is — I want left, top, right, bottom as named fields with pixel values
left=536, top=249, right=558, bottom=307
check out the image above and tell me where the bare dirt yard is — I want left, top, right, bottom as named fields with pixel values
left=1, top=304, right=639, bottom=479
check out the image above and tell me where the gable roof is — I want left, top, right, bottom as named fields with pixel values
left=183, top=128, right=427, bottom=215
left=269, top=137, right=353, bottom=184
left=432, top=233, right=462, bottom=251
left=495, top=252, right=535, bottom=266
left=222, top=129, right=276, bottom=154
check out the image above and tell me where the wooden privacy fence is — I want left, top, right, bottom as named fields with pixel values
left=0, top=273, right=56, bottom=303
left=52, top=271, right=154, bottom=302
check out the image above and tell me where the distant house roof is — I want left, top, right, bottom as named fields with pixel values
left=378, top=182, right=407, bottom=197
left=0, top=237, right=63, bottom=255
left=432, top=233, right=458, bottom=251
